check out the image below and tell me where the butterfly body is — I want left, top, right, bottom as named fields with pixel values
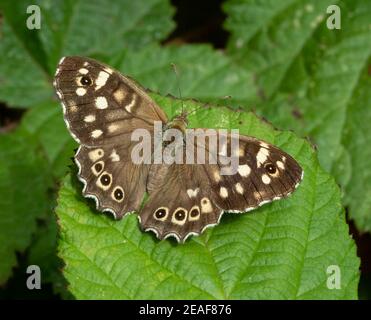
left=54, top=56, right=303, bottom=242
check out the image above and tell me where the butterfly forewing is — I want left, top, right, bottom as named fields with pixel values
left=54, top=56, right=167, bottom=218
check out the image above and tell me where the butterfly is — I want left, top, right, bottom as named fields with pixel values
left=54, top=56, right=303, bottom=242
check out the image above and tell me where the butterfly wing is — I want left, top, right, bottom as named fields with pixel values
left=54, top=56, right=167, bottom=218
left=139, top=131, right=303, bottom=242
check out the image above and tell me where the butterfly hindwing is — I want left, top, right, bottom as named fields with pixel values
left=138, top=132, right=303, bottom=242
left=139, top=164, right=223, bottom=242
left=75, top=145, right=150, bottom=218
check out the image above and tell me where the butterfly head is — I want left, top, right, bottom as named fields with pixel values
left=168, top=111, right=189, bottom=134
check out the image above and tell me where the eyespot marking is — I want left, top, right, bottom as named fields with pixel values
left=171, top=207, right=188, bottom=225
left=96, top=171, right=112, bottom=190
left=112, top=186, right=124, bottom=202
left=91, top=161, right=104, bottom=176
left=189, top=206, right=200, bottom=221
left=154, top=207, right=169, bottom=221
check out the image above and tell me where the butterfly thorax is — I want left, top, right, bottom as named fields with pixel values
left=167, top=114, right=188, bottom=135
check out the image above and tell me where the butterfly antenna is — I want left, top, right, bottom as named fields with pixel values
left=171, top=63, right=185, bottom=115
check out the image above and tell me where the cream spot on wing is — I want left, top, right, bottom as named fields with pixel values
left=171, top=207, right=188, bottom=226
left=113, top=89, right=126, bottom=103
left=76, top=88, right=86, bottom=96
left=95, top=96, right=108, bottom=109
left=239, top=147, right=245, bottom=157
left=69, top=105, right=78, bottom=113
left=253, top=191, right=261, bottom=200
left=108, top=123, right=120, bottom=133
left=213, top=170, right=221, bottom=182
left=84, top=114, right=96, bottom=123
left=282, top=156, right=287, bottom=162
left=83, top=62, right=89, bottom=67
left=260, top=142, right=269, bottom=148
left=187, top=188, right=199, bottom=198
left=257, top=147, right=269, bottom=167
left=56, top=91, right=62, bottom=99
left=262, top=174, right=271, bottom=184
left=125, top=95, right=137, bottom=112
left=88, top=149, right=104, bottom=162
left=78, top=68, right=89, bottom=74
left=276, top=160, right=285, bottom=170
left=95, top=71, right=110, bottom=90
left=201, top=197, right=213, bottom=213
left=237, top=164, right=251, bottom=177
left=220, top=187, right=228, bottom=198
left=109, top=149, right=120, bottom=162
left=91, top=129, right=103, bottom=138
left=235, top=183, right=244, bottom=194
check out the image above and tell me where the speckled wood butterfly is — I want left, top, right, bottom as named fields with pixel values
left=54, top=56, right=303, bottom=242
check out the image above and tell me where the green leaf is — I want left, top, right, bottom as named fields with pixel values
left=0, top=0, right=175, bottom=108
left=224, top=0, right=371, bottom=230
left=56, top=94, right=359, bottom=299
left=341, top=61, right=371, bottom=232
left=117, top=44, right=256, bottom=106
left=0, top=130, right=50, bottom=284
left=19, top=101, right=77, bottom=179
left=27, top=212, right=72, bottom=298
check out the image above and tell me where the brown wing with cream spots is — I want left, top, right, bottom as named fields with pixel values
left=201, top=134, right=303, bottom=213
left=139, top=131, right=303, bottom=242
left=139, top=163, right=224, bottom=242
left=75, top=145, right=150, bottom=218
left=54, top=56, right=167, bottom=218
left=54, top=56, right=167, bottom=146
